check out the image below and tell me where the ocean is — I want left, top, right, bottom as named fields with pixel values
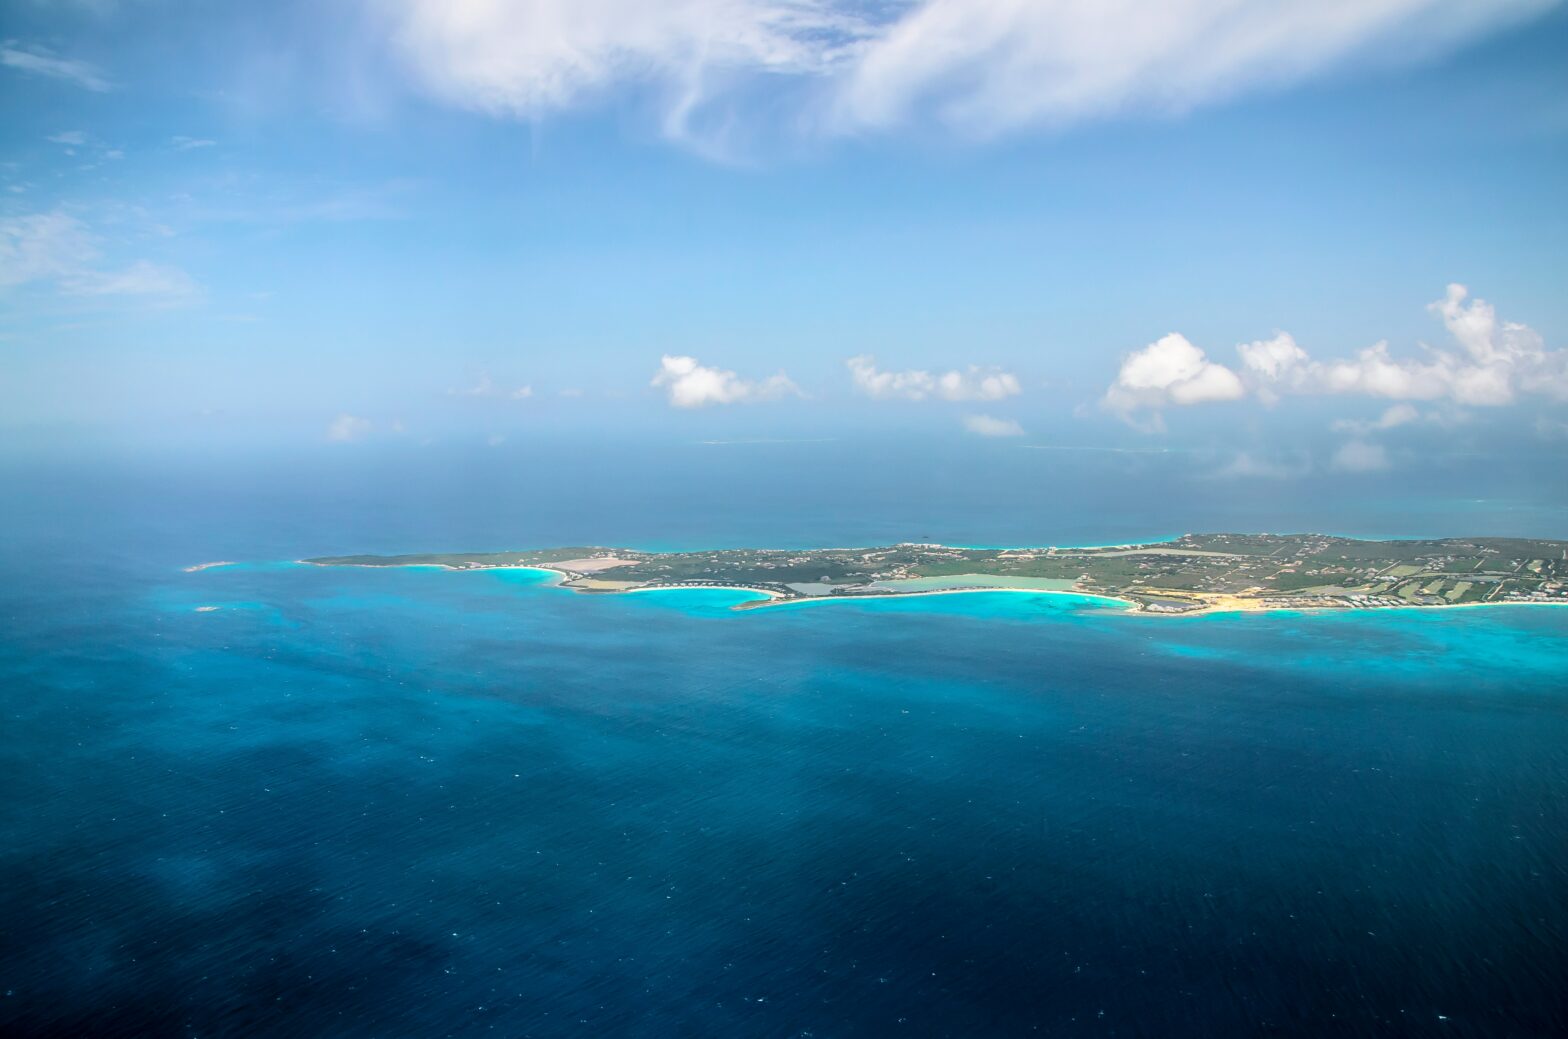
left=1, top=442, right=1565, bottom=1037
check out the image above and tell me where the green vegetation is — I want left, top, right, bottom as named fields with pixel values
left=303, top=533, right=1568, bottom=614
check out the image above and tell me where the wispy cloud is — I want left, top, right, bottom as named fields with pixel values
left=448, top=374, right=495, bottom=397
left=377, top=1, right=1550, bottom=151
left=171, top=136, right=217, bottom=151
left=829, top=1, right=1551, bottom=137
left=72, top=259, right=196, bottom=297
left=382, top=0, right=864, bottom=151
left=326, top=414, right=373, bottom=442
left=962, top=413, right=1024, bottom=438
left=848, top=355, right=1021, bottom=401
left=1330, top=403, right=1421, bottom=435
left=1, top=45, right=112, bottom=92
left=170, top=180, right=418, bottom=229
left=0, top=212, right=98, bottom=288
left=447, top=374, right=534, bottom=399
left=651, top=354, right=799, bottom=408
left=0, top=211, right=197, bottom=299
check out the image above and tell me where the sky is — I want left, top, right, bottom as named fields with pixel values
left=2, top=0, right=1567, bottom=476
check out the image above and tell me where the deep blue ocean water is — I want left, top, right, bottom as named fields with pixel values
left=2, top=444, right=1566, bottom=1037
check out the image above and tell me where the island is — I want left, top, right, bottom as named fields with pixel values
left=300, top=534, right=1568, bottom=615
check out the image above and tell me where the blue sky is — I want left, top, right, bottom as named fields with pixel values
left=2, top=0, right=1566, bottom=471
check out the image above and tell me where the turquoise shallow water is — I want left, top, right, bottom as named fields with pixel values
left=1, top=449, right=1566, bottom=1036
left=2, top=555, right=1566, bottom=1037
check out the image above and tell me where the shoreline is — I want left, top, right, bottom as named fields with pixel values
left=748, top=589, right=1568, bottom=618
left=628, top=584, right=787, bottom=600
left=734, top=585, right=1136, bottom=612
left=286, top=560, right=1568, bottom=618
left=1119, top=597, right=1568, bottom=619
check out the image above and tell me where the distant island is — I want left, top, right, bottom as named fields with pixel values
left=301, top=535, right=1568, bottom=615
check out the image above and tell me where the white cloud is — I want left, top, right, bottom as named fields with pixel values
left=1330, top=440, right=1390, bottom=473
left=1259, top=285, right=1567, bottom=406
left=962, top=413, right=1024, bottom=438
left=381, top=0, right=860, bottom=150
left=326, top=414, right=373, bottom=442
left=448, top=375, right=534, bottom=399
left=1376, top=403, right=1420, bottom=428
left=847, top=355, right=1021, bottom=401
left=171, top=136, right=217, bottom=151
left=449, top=374, right=495, bottom=397
left=1235, top=332, right=1309, bottom=404
left=0, top=211, right=196, bottom=299
left=1105, top=285, right=1568, bottom=425
left=47, top=130, right=88, bottom=146
left=0, top=212, right=98, bottom=288
left=1330, top=403, right=1420, bottom=435
left=1102, top=333, right=1246, bottom=420
left=1, top=45, right=112, bottom=91
left=73, top=259, right=197, bottom=297
left=652, top=354, right=799, bottom=408
left=375, top=1, right=1548, bottom=149
left=831, top=1, right=1549, bottom=137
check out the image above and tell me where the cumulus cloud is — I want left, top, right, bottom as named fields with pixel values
left=1257, top=285, right=1566, bottom=406
left=1, top=45, right=113, bottom=92
left=847, top=355, right=1021, bottom=402
left=962, top=413, right=1024, bottom=438
left=374, top=1, right=1548, bottom=149
left=1102, top=333, right=1245, bottom=422
left=1330, top=440, right=1391, bottom=473
left=1104, top=284, right=1567, bottom=425
left=326, top=414, right=373, bottom=442
left=1235, top=332, right=1309, bottom=404
left=0, top=211, right=196, bottom=298
left=652, top=354, right=799, bottom=408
